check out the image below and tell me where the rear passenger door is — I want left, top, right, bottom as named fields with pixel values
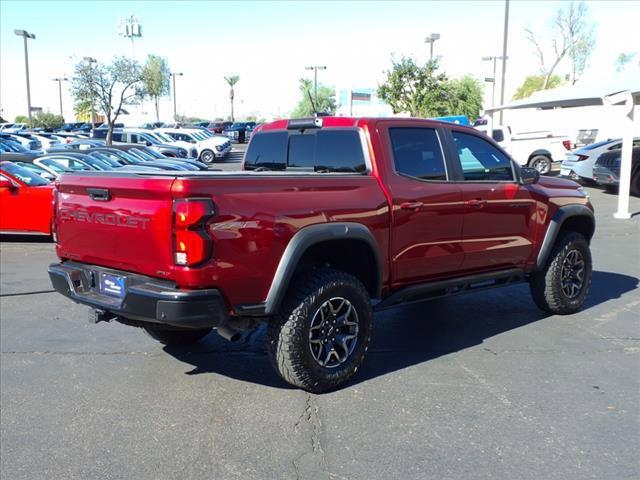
left=448, top=129, right=536, bottom=272
left=381, top=124, right=465, bottom=286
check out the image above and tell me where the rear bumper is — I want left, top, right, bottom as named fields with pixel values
left=48, top=261, right=228, bottom=329
left=592, top=165, right=619, bottom=186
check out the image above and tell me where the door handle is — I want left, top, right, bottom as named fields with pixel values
left=466, top=198, right=487, bottom=208
left=400, top=201, right=424, bottom=210
left=87, top=188, right=111, bottom=202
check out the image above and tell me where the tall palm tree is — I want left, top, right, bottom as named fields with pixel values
left=224, top=75, right=240, bottom=121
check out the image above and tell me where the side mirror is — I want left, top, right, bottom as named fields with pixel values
left=520, top=167, right=540, bottom=185
left=145, top=141, right=152, bottom=146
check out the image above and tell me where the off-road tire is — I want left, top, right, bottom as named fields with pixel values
left=267, top=268, right=373, bottom=393
left=529, top=155, right=552, bottom=175
left=143, top=326, right=212, bottom=346
left=530, top=231, right=592, bottom=314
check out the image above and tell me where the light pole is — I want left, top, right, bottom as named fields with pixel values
left=499, top=0, right=510, bottom=124
left=482, top=56, right=508, bottom=109
left=305, top=65, right=327, bottom=107
left=52, top=77, right=69, bottom=120
left=170, top=72, right=183, bottom=120
left=83, top=57, right=97, bottom=124
left=14, top=29, right=36, bottom=126
left=424, top=33, right=441, bottom=61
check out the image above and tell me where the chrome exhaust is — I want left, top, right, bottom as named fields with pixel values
left=216, top=325, right=242, bottom=342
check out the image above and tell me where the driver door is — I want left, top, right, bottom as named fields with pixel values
left=449, top=129, right=536, bottom=272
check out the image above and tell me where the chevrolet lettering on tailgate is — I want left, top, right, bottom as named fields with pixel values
left=59, top=208, right=151, bottom=229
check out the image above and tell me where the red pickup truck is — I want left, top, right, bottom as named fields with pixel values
left=49, top=117, right=595, bottom=393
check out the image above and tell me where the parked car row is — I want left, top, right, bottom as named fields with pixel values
left=0, top=122, right=233, bottom=164
left=0, top=137, right=217, bottom=235
left=92, top=126, right=232, bottom=162
left=560, top=138, right=640, bottom=196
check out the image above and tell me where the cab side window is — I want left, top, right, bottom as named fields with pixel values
left=452, top=131, right=514, bottom=181
left=389, top=128, right=447, bottom=181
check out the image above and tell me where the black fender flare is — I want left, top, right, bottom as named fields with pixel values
left=536, top=204, right=595, bottom=270
left=262, top=222, right=382, bottom=315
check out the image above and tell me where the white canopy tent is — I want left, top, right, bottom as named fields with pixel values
left=485, top=71, right=640, bottom=219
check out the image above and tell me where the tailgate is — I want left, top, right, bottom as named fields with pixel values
left=56, top=174, right=177, bottom=280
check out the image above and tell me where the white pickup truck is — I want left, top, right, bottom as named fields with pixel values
left=476, top=125, right=571, bottom=175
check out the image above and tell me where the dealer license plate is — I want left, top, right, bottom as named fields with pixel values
left=99, top=272, right=125, bottom=298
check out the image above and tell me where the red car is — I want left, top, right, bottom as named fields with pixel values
left=0, top=161, right=54, bottom=235
left=207, top=121, right=232, bottom=133
left=49, top=117, right=595, bottom=392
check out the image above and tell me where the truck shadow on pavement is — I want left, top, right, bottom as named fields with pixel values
left=163, top=270, right=638, bottom=391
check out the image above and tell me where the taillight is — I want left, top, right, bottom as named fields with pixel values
left=575, top=154, right=589, bottom=162
left=562, top=140, right=572, bottom=150
left=172, top=198, right=215, bottom=266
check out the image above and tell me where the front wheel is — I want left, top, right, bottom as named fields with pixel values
left=529, top=155, right=552, bottom=175
left=267, top=268, right=373, bottom=393
left=143, top=326, right=212, bottom=346
left=200, top=149, right=215, bottom=163
left=530, top=231, right=592, bottom=315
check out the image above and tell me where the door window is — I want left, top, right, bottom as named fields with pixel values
left=389, top=128, right=447, bottom=181
left=452, top=131, right=514, bottom=181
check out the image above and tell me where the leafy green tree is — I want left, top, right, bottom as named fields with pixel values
left=224, top=75, right=240, bottom=122
left=32, top=112, right=64, bottom=130
left=446, top=75, right=484, bottom=120
left=512, top=74, right=564, bottom=100
left=71, top=56, right=144, bottom=145
left=377, top=57, right=450, bottom=117
left=73, top=100, right=93, bottom=122
left=291, top=78, right=336, bottom=117
left=14, top=115, right=29, bottom=124
left=142, top=55, right=170, bottom=122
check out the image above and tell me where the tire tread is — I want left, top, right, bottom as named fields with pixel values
left=530, top=231, right=592, bottom=314
left=267, top=267, right=372, bottom=393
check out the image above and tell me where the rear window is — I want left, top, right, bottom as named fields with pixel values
left=389, top=128, right=447, bottom=181
left=244, top=132, right=288, bottom=170
left=244, top=130, right=365, bottom=172
left=582, top=139, right=618, bottom=150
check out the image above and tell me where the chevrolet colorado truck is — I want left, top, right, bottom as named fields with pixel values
left=49, top=117, right=595, bottom=393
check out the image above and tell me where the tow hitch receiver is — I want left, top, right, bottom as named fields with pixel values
left=88, top=308, right=116, bottom=324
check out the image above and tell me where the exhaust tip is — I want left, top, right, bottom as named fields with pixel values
left=216, top=325, right=242, bottom=342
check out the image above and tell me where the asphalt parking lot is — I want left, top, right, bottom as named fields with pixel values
left=209, top=143, right=247, bottom=171
left=1, top=186, right=639, bottom=480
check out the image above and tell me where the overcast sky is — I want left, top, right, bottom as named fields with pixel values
left=1, top=0, right=638, bottom=122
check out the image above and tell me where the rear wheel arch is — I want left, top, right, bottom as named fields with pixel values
left=263, top=223, right=382, bottom=315
left=528, top=149, right=553, bottom=161
left=536, top=205, right=595, bottom=271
